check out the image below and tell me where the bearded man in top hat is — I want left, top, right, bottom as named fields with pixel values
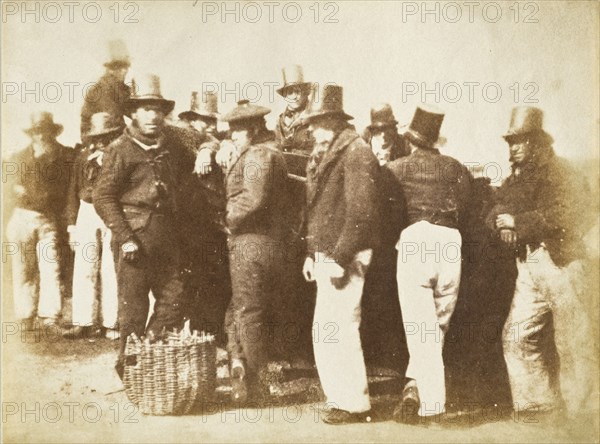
left=363, top=103, right=410, bottom=165
left=93, top=74, right=190, bottom=378
left=63, top=113, right=123, bottom=340
left=80, top=39, right=131, bottom=143
left=178, top=91, right=225, bottom=140
left=486, top=106, right=596, bottom=418
left=219, top=100, right=289, bottom=403
left=301, top=84, right=380, bottom=424
left=5, top=112, right=74, bottom=329
left=386, top=104, right=473, bottom=424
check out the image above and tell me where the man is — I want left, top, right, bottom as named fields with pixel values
left=5, top=112, right=73, bottom=329
left=360, top=103, right=410, bottom=374
left=362, top=103, right=410, bottom=165
left=80, top=39, right=131, bottom=142
left=486, top=106, right=595, bottom=418
left=221, top=99, right=289, bottom=403
left=93, top=74, right=188, bottom=379
left=274, top=65, right=313, bottom=154
left=301, top=84, right=380, bottom=424
left=63, top=113, right=122, bottom=339
left=386, top=104, right=473, bottom=424
left=178, top=91, right=225, bottom=140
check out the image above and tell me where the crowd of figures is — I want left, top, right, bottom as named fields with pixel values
left=4, top=39, right=598, bottom=426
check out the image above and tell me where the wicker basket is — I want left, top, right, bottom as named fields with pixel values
left=123, top=331, right=216, bottom=415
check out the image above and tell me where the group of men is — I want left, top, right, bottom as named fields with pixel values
left=5, top=39, right=596, bottom=426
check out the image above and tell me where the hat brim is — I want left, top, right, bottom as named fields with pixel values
left=24, top=123, right=63, bottom=137
left=405, top=129, right=437, bottom=149
left=368, top=120, right=398, bottom=130
left=126, top=98, right=175, bottom=116
left=303, top=111, right=354, bottom=124
left=277, top=82, right=312, bottom=97
left=104, top=60, right=131, bottom=69
left=178, top=111, right=219, bottom=121
left=503, top=129, right=554, bottom=145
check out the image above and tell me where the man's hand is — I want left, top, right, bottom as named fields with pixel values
left=121, top=240, right=140, bottom=263
left=323, top=256, right=347, bottom=289
left=14, top=184, right=25, bottom=197
left=194, top=147, right=213, bottom=175
left=302, top=256, right=315, bottom=282
left=216, top=140, right=237, bottom=171
left=496, top=213, right=515, bottom=229
left=499, top=229, right=518, bottom=249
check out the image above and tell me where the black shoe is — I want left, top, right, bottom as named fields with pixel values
left=115, top=362, right=124, bottom=382
left=231, top=365, right=248, bottom=404
left=393, top=382, right=420, bottom=424
left=322, top=408, right=373, bottom=425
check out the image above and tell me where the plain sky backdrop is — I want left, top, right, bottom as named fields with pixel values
left=2, top=0, right=599, bottom=181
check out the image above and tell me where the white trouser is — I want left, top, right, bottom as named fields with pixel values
left=312, top=250, right=372, bottom=413
left=6, top=208, right=62, bottom=320
left=396, top=220, right=462, bottom=416
left=503, top=245, right=597, bottom=414
left=71, top=201, right=118, bottom=328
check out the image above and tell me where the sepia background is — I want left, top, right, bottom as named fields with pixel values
left=2, top=1, right=599, bottom=443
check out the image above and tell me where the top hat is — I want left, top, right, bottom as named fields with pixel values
left=368, top=103, right=398, bottom=129
left=221, top=99, right=270, bottom=123
left=126, top=74, right=175, bottom=115
left=303, top=84, right=353, bottom=123
left=503, top=106, right=553, bottom=144
left=24, top=111, right=63, bottom=137
left=104, top=39, right=131, bottom=68
left=86, top=112, right=124, bottom=138
left=276, top=65, right=312, bottom=96
left=178, top=91, right=220, bottom=121
left=405, top=104, right=445, bottom=148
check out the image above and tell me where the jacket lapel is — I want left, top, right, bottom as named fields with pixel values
left=226, top=145, right=250, bottom=179
left=306, top=129, right=359, bottom=208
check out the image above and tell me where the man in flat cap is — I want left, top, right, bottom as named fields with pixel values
left=220, top=100, right=289, bottom=403
left=93, top=74, right=190, bottom=379
left=301, top=84, right=380, bottom=424
left=63, top=113, right=123, bottom=339
left=5, top=112, right=74, bottom=329
left=486, top=106, right=596, bottom=419
left=80, top=39, right=131, bottom=143
left=386, top=104, right=473, bottom=424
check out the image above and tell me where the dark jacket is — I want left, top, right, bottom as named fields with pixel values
left=485, top=146, right=593, bottom=267
left=275, top=110, right=313, bottom=153
left=225, top=132, right=289, bottom=240
left=80, top=73, right=130, bottom=141
left=305, top=127, right=380, bottom=268
left=92, top=125, right=192, bottom=245
left=386, top=147, right=473, bottom=232
left=5, top=142, right=74, bottom=218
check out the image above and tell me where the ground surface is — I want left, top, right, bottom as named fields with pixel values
left=2, top=327, right=599, bottom=444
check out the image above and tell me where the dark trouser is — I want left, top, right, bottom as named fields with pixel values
left=114, top=214, right=185, bottom=366
left=185, top=231, right=231, bottom=347
left=226, top=233, right=282, bottom=377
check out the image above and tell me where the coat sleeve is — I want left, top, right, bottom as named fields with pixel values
left=513, top=161, right=579, bottom=244
left=332, top=142, right=380, bottom=268
left=92, top=145, right=135, bottom=244
left=226, top=148, right=273, bottom=233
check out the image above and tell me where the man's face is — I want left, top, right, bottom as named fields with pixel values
left=230, top=123, right=252, bottom=151
left=309, top=118, right=336, bottom=152
left=284, top=86, right=309, bottom=112
left=109, top=66, right=128, bottom=83
left=508, top=139, right=530, bottom=165
left=190, top=117, right=216, bottom=137
left=132, top=105, right=165, bottom=137
left=370, top=126, right=396, bottom=165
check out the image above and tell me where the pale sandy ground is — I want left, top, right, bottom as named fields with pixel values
left=2, top=328, right=598, bottom=444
